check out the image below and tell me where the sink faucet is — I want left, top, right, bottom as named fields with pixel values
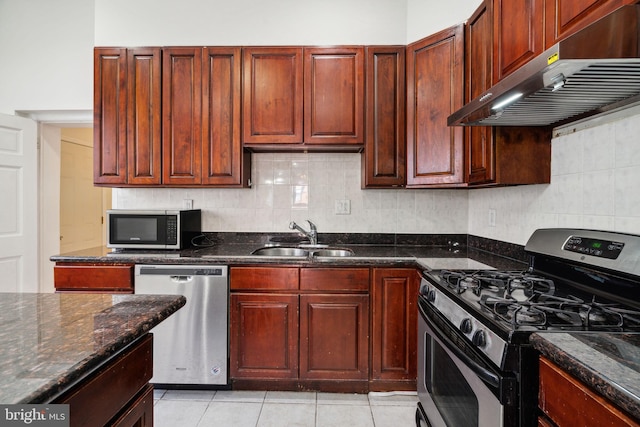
left=289, top=220, right=318, bottom=245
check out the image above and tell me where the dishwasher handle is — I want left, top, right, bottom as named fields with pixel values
left=170, top=275, right=194, bottom=283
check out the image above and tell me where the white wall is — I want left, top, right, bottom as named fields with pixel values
left=0, top=0, right=94, bottom=115
left=406, top=0, right=478, bottom=41
left=94, top=0, right=408, bottom=46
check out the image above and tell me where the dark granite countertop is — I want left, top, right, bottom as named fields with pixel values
left=50, top=234, right=528, bottom=272
left=0, top=293, right=185, bottom=404
left=530, top=332, right=640, bottom=421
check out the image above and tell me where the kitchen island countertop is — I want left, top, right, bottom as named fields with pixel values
left=530, top=332, right=640, bottom=421
left=0, top=293, right=185, bottom=404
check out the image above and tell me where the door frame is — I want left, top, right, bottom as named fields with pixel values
left=18, top=110, right=93, bottom=293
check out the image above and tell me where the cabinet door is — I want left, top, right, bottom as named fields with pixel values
left=127, top=48, right=162, bottom=185
left=362, top=46, right=406, bottom=188
left=242, top=47, right=303, bottom=144
left=94, top=48, right=127, bottom=185
left=303, top=47, right=364, bottom=145
left=465, top=0, right=496, bottom=185
left=406, top=24, right=465, bottom=187
left=545, top=0, right=636, bottom=47
left=162, top=47, right=202, bottom=185
left=202, top=47, right=250, bottom=187
left=299, top=294, right=369, bottom=380
left=371, top=268, right=419, bottom=388
left=230, top=293, right=299, bottom=379
left=111, top=384, right=154, bottom=427
left=493, top=0, right=544, bottom=82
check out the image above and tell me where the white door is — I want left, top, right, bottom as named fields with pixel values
left=0, top=113, right=38, bottom=292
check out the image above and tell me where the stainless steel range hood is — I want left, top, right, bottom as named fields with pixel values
left=448, top=5, right=640, bottom=127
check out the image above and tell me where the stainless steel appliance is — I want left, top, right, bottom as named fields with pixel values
left=107, top=209, right=201, bottom=250
left=448, top=5, right=640, bottom=127
left=135, top=264, right=229, bottom=387
left=416, top=228, right=640, bottom=427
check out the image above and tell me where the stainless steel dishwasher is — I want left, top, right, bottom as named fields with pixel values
left=134, top=264, right=228, bottom=387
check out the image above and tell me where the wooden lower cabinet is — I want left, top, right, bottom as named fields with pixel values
left=229, top=266, right=371, bottom=392
left=111, top=384, right=154, bottom=427
left=54, top=263, right=134, bottom=293
left=55, top=334, right=153, bottom=427
left=230, top=293, right=299, bottom=379
left=538, top=356, right=640, bottom=426
left=299, top=293, right=369, bottom=380
left=371, top=268, right=419, bottom=390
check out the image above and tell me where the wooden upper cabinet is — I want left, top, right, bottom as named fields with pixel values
left=465, top=1, right=551, bottom=187
left=242, top=47, right=304, bottom=144
left=545, top=0, right=638, bottom=47
left=94, top=48, right=127, bottom=185
left=202, top=47, right=250, bottom=187
left=493, top=0, right=544, bottom=83
left=127, top=48, right=162, bottom=185
left=303, top=47, right=364, bottom=145
left=162, top=47, right=203, bottom=185
left=362, top=46, right=406, bottom=188
left=406, top=24, right=465, bottom=187
left=466, top=0, right=496, bottom=185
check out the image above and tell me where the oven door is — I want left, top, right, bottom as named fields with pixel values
left=417, top=297, right=516, bottom=427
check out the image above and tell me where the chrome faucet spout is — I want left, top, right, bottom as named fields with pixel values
left=289, top=220, right=318, bottom=245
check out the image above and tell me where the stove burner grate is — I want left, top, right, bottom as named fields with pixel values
left=440, top=270, right=555, bottom=300
left=480, top=293, right=640, bottom=330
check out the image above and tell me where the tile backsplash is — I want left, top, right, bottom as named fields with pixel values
left=114, top=112, right=640, bottom=245
left=114, top=153, right=469, bottom=234
left=468, top=111, right=640, bottom=244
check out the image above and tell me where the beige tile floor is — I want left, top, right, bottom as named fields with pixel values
left=153, top=389, right=418, bottom=427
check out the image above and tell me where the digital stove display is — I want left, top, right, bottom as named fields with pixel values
left=563, top=236, right=624, bottom=259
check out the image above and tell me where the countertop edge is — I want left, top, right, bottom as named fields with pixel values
left=17, top=295, right=186, bottom=404
left=530, top=332, right=640, bottom=421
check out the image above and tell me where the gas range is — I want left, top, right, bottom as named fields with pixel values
left=416, top=228, right=640, bottom=427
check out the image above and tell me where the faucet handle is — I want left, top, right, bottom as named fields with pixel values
left=306, top=220, right=317, bottom=231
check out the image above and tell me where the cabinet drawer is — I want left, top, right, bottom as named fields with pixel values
left=230, top=267, right=299, bottom=291
left=54, top=264, right=134, bottom=292
left=539, top=356, right=640, bottom=426
left=55, top=334, right=153, bottom=427
left=300, top=268, right=369, bottom=292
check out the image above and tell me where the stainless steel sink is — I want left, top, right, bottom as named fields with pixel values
left=251, top=247, right=309, bottom=257
left=251, top=246, right=354, bottom=258
left=312, top=249, right=354, bottom=257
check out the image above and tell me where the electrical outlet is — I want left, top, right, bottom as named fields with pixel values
left=183, top=199, right=194, bottom=210
left=488, top=209, right=497, bottom=227
left=335, top=199, right=351, bottom=215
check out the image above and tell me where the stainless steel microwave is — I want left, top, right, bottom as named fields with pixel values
left=106, top=209, right=201, bottom=249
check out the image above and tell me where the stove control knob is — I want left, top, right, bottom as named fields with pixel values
left=460, top=318, right=473, bottom=334
left=426, top=290, right=436, bottom=303
left=472, top=330, right=487, bottom=348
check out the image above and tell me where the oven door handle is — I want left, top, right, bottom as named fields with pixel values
left=420, top=302, right=500, bottom=389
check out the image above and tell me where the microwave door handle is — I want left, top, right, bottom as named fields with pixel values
left=420, top=303, right=500, bottom=389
